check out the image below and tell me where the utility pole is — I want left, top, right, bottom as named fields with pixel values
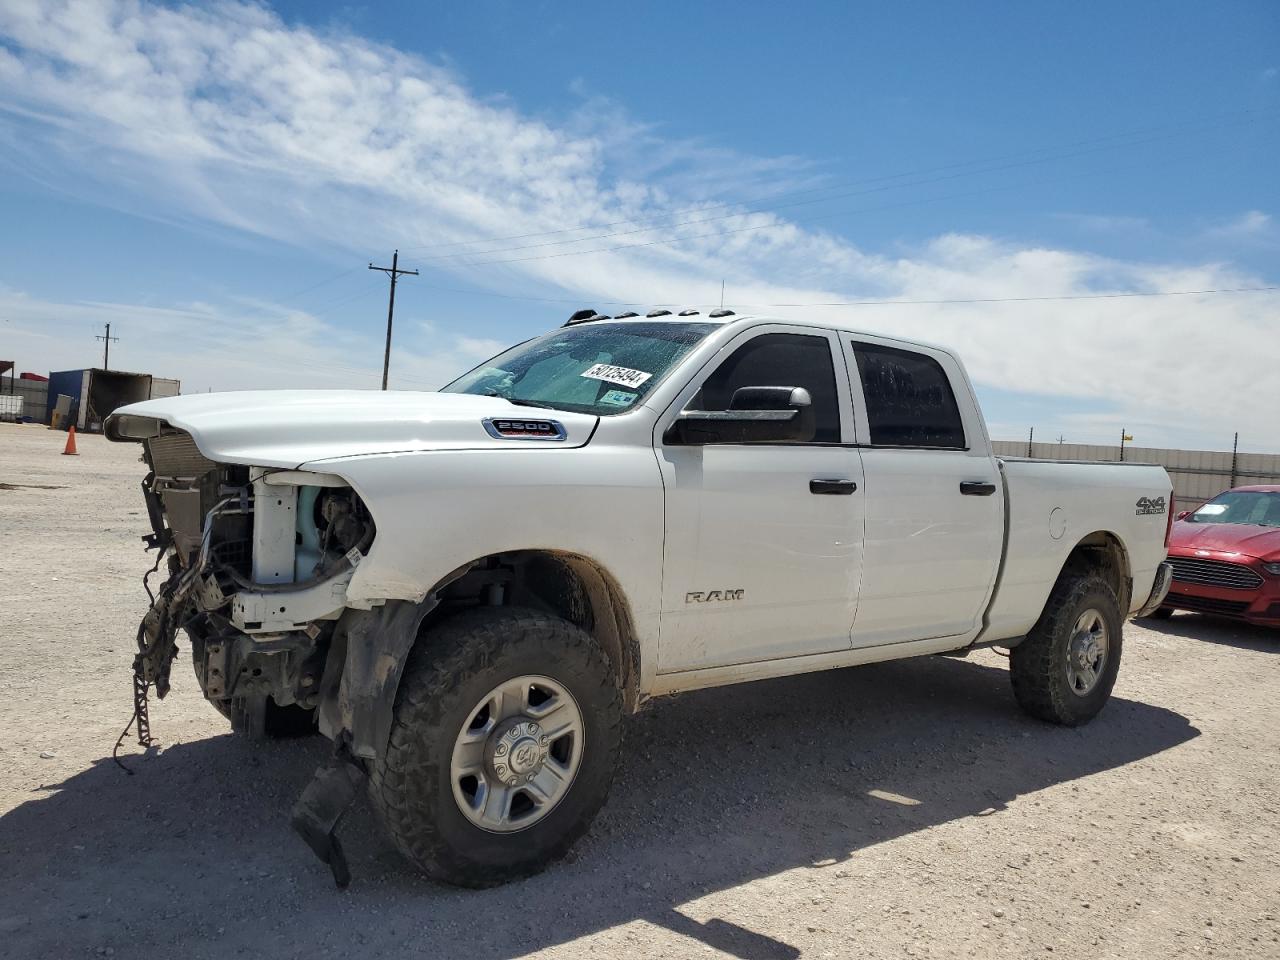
left=1027, top=426, right=1034, bottom=457
left=368, top=250, right=419, bottom=390
left=95, top=323, right=119, bottom=370
left=1119, top=428, right=1133, bottom=461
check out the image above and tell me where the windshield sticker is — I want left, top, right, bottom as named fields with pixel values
left=1196, top=503, right=1227, bottom=515
left=581, top=363, right=653, bottom=389
left=599, top=389, right=637, bottom=408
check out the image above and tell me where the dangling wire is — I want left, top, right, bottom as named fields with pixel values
left=113, top=547, right=171, bottom=774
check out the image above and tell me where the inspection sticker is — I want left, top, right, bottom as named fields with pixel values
left=581, top=363, right=652, bottom=389
left=599, top=389, right=637, bottom=407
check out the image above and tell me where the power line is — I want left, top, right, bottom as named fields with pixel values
left=305, top=277, right=388, bottom=317
left=276, top=265, right=364, bottom=303
left=409, top=126, right=1240, bottom=264
left=735, top=285, right=1280, bottom=308
left=269, top=108, right=1275, bottom=316
left=424, top=132, right=1280, bottom=270
left=368, top=250, right=418, bottom=391
left=396, top=106, right=1278, bottom=257
left=409, top=279, right=1278, bottom=310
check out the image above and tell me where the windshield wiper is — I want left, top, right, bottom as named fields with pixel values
left=482, top=389, right=557, bottom=410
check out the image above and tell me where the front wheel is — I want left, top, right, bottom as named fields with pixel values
left=1010, top=574, right=1123, bottom=726
left=370, top=607, right=623, bottom=888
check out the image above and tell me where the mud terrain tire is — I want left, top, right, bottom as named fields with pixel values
left=1010, top=573, right=1123, bottom=726
left=370, top=607, right=623, bottom=888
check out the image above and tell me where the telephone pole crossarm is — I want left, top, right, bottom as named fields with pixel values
left=368, top=249, right=419, bottom=391
left=95, top=322, right=120, bottom=370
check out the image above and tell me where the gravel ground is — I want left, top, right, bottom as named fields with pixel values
left=1, top=421, right=1278, bottom=960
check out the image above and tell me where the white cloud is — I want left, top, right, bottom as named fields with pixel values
left=455, top=336, right=507, bottom=360
left=1203, top=210, right=1275, bottom=242
left=0, top=1, right=1277, bottom=448
left=0, top=286, right=486, bottom=393
left=1053, top=213, right=1152, bottom=234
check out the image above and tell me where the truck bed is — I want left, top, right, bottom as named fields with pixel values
left=981, top=457, right=1172, bottom=643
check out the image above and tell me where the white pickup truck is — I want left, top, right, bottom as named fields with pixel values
left=106, top=308, right=1173, bottom=888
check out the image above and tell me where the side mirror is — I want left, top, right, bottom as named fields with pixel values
left=664, top=386, right=816, bottom=445
left=1175, top=511, right=1190, bottom=521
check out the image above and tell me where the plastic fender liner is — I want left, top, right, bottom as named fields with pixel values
left=290, top=744, right=366, bottom=888
left=319, top=599, right=437, bottom=760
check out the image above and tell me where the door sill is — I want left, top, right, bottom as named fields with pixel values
left=650, top=634, right=973, bottom=696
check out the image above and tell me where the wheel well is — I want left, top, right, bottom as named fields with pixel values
left=1057, top=531, right=1132, bottom=610
left=422, top=551, right=642, bottom=711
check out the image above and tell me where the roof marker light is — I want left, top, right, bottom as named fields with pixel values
left=565, top=308, right=598, bottom=326
left=678, top=309, right=700, bottom=316
left=709, top=308, right=736, bottom=318
left=646, top=309, right=673, bottom=317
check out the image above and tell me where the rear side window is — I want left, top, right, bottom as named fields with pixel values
left=692, top=333, right=841, bottom=443
left=853, top=343, right=965, bottom=448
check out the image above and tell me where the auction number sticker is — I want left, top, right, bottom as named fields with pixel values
left=581, top=363, right=652, bottom=389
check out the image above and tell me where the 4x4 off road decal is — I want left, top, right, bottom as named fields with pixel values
left=482, top=418, right=568, bottom=441
left=686, top=589, right=745, bottom=603
left=1135, top=495, right=1167, bottom=516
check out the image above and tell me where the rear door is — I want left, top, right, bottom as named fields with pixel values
left=842, top=338, right=1003, bottom=647
left=656, top=326, right=865, bottom=673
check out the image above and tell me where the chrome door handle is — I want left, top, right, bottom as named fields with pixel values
left=810, top=479, right=857, bottom=495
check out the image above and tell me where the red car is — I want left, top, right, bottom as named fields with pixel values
left=1152, top=485, right=1280, bottom=624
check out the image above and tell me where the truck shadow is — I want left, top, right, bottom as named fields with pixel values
left=0, top=656, right=1197, bottom=960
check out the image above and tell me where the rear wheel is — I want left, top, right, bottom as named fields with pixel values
left=370, top=607, right=623, bottom=888
left=1010, top=573, right=1123, bottom=726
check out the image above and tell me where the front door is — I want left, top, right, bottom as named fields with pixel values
left=656, top=327, right=865, bottom=673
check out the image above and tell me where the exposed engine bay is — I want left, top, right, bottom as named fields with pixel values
left=132, top=426, right=375, bottom=737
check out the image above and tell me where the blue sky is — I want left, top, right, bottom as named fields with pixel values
left=1, top=0, right=1277, bottom=448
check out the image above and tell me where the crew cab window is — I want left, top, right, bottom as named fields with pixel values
left=853, top=343, right=965, bottom=448
left=690, top=333, right=841, bottom=442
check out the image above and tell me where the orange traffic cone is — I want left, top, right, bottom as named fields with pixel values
left=62, top=425, right=79, bottom=456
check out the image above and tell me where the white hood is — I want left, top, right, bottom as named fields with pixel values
left=106, top=390, right=599, bottom=468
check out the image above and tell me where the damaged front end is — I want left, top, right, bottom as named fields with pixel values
left=111, top=415, right=386, bottom=884
left=111, top=415, right=376, bottom=739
